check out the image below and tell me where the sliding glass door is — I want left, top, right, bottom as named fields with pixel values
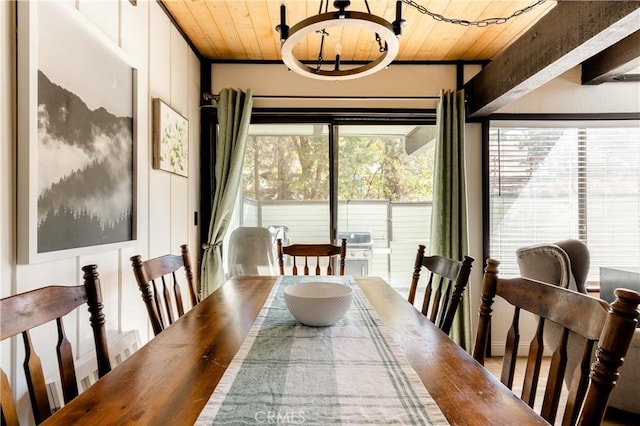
left=242, top=124, right=331, bottom=243
left=336, top=124, right=434, bottom=287
left=225, top=122, right=435, bottom=288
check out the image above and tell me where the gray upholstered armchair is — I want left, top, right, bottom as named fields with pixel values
left=516, top=239, right=640, bottom=415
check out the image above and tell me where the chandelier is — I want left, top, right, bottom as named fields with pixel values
left=276, top=0, right=403, bottom=81
left=275, top=0, right=548, bottom=81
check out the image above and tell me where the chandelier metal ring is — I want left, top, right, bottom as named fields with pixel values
left=280, top=11, right=400, bottom=81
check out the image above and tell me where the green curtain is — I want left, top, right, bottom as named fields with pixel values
left=201, top=88, right=254, bottom=297
left=430, top=89, right=470, bottom=350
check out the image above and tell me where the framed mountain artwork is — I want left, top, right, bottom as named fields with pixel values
left=17, top=1, right=136, bottom=264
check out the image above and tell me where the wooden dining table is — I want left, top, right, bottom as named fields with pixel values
left=43, top=276, right=547, bottom=425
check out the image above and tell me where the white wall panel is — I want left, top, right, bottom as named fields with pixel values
left=77, top=1, right=118, bottom=44
left=148, top=2, right=171, bottom=102
left=148, top=1, right=173, bottom=257
left=170, top=176, right=190, bottom=250
left=0, top=0, right=14, bottom=410
left=170, top=27, right=189, bottom=115
left=1, top=1, right=14, bottom=299
left=188, top=49, right=201, bottom=259
left=169, top=27, right=190, bottom=251
left=3, top=0, right=201, bottom=421
left=119, top=0, right=153, bottom=343
left=121, top=0, right=150, bottom=262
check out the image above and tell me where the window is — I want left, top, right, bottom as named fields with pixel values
left=489, top=120, right=640, bottom=282
left=225, top=122, right=435, bottom=288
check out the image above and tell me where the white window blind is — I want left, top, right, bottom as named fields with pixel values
left=489, top=121, right=640, bottom=282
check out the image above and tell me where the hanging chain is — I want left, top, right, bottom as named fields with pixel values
left=400, top=0, right=548, bottom=27
left=309, top=0, right=546, bottom=72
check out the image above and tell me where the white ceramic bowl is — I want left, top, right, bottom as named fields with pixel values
left=283, top=282, right=353, bottom=327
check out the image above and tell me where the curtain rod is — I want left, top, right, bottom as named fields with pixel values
left=203, top=93, right=440, bottom=102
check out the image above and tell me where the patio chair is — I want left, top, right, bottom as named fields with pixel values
left=227, top=227, right=277, bottom=277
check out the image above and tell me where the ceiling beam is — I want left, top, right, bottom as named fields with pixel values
left=464, top=1, right=640, bottom=118
left=581, top=30, right=640, bottom=84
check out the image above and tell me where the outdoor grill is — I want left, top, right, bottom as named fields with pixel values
left=337, top=231, right=373, bottom=276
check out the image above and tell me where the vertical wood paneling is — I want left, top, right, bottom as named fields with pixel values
left=120, top=0, right=152, bottom=340
left=2, top=0, right=201, bottom=421
left=187, top=49, right=201, bottom=258
left=77, top=1, right=118, bottom=45
left=0, top=0, right=14, bottom=405
left=170, top=26, right=190, bottom=251
left=148, top=2, right=173, bottom=258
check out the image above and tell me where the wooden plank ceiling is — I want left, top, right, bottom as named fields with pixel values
left=161, top=0, right=557, bottom=62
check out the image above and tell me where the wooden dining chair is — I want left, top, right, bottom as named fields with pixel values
left=277, top=238, right=347, bottom=276
left=473, top=258, right=640, bottom=426
left=130, top=244, right=199, bottom=336
left=407, top=245, right=474, bottom=335
left=0, top=265, right=111, bottom=425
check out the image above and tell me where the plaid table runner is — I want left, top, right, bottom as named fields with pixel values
left=196, top=276, right=448, bottom=425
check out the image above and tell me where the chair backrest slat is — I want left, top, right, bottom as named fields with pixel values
left=56, top=318, right=79, bottom=404
left=408, top=244, right=474, bottom=335
left=520, top=319, right=545, bottom=407
left=172, top=271, right=185, bottom=317
left=428, top=275, right=444, bottom=324
left=541, top=326, right=569, bottom=422
left=473, top=258, right=640, bottom=426
left=0, top=265, right=111, bottom=425
left=1, top=370, right=19, bottom=426
left=277, top=239, right=347, bottom=276
left=160, top=275, right=174, bottom=325
left=150, top=279, right=165, bottom=329
left=130, top=244, right=199, bottom=336
left=23, top=331, right=50, bottom=423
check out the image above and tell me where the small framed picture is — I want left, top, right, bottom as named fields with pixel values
left=152, top=98, right=189, bottom=177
